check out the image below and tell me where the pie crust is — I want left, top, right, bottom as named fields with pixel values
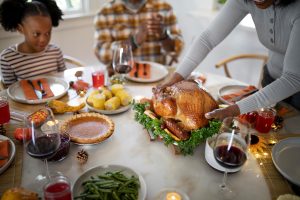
left=60, top=113, right=114, bottom=144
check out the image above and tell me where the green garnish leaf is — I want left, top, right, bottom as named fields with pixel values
left=133, top=102, right=221, bottom=155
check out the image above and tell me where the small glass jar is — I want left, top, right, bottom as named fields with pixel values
left=255, top=107, right=276, bottom=133
left=43, top=174, right=72, bottom=200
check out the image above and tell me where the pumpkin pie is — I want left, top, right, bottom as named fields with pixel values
left=60, top=113, right=114, bottom=144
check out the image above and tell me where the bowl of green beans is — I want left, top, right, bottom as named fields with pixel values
left=73, top=164, right=146, bottom=200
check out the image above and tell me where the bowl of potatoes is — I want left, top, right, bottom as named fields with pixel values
left=86, top=84, right=132, bottom=115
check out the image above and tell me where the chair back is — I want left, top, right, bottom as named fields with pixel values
left=215, top=54, right=268, bottom=88
left=63, top=55, right=86, bottom=68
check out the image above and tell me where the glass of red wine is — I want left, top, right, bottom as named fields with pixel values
left=24, top=108, right=61, bottom=193
left=213, top=117, right=250, bottom=199
left=112, top=40, right=134, bottom=84
left=0, top=96, right=10, bottom=134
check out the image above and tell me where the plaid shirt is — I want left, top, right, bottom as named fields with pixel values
left=94, top=0, right=184, bottom=65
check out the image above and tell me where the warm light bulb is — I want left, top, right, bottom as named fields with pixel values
left=166, top=192, right=182, bottom=200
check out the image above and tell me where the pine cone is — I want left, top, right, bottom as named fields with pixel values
left=77, top=149, right=88, bottom=164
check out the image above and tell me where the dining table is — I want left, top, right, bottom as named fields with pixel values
left=0, top=64, right=299, bottom=200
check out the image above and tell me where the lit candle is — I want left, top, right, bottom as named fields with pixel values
left=166, top=192, right=182, bottom=200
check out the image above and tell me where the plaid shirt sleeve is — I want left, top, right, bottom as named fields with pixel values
left=162, top=3, right=184, bottom=56
left=94, top=3, right=115, bottom=65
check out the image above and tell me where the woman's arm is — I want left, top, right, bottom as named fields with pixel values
left=237, top=16, right=300, bottom=114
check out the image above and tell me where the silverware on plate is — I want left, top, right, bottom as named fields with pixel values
left=27, top=80, right=42, bottom=99
left=37, top=80, right=47, bottom=96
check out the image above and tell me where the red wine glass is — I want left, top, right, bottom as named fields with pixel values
left=24, top=108, right=61, bottom=193
left=213, top=117, right=250, bottom=199
left=0, top=96, right=10, bottom=135
left=112, top=40, right=134, bottom=84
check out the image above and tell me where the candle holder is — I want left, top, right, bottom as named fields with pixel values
left=155, top=188, right=189, bottom=200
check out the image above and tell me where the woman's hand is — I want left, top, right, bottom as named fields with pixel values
left=205, top=104, right=240, bottom=121
left=154, top=72, right=184, bottom=91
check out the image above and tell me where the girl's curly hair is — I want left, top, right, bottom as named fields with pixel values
left=0, top=0, right=63, bottom=32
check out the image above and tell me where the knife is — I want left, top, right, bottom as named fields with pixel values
left=229, top=88, right=258, bottom=102
left=27, top=80, right=42, bottom=99
left=37, top=80, right=47, bottom=97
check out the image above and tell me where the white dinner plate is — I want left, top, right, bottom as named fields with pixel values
left=87, top=102, right=132, bottom=115
left=0, top=135, right=16, bottom=175
left=272, top=137, right=300, bottom=186
left=205, top=135, right=242, bottom=173
left=125, top=61, right=168, bottom=83
left=218, top=84, right=248, bottom=104
left=7, top=77, right=69, bottom=104
left=73, top=164, right=147, bottom=200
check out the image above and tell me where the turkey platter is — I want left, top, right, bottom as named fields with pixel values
left=152, top=81, right=218, bottom=140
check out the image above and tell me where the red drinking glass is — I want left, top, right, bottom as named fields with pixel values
left=255, top=108, right=276, bottom=133
left=43, top=174, right=72, bottom=200
left=92, top=70, right=105, bottom=88
left=0, top=96, right=10, bottom=125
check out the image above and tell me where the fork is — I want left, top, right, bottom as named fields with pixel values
left=37, top=80, right=47, bottom=96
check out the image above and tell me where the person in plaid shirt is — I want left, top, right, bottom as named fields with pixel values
left=94, top=0, right=184, bottom=76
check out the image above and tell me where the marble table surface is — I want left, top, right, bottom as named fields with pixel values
left=15, top=67, right=272, bottom=199
left=3, top=66, right=298, bottom=199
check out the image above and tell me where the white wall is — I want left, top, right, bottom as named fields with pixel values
left=0, top=0, right=267, bottom=85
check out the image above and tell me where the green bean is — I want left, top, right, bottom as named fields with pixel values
left=112, top=191, right=121, bottom=200
left=75, top=171, right=140, bottom=200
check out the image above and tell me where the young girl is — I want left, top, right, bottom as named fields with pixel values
left=0, top=0, right=66, bottom=87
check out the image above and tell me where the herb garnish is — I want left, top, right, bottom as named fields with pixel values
left=133, top=102, right=221, bottom=155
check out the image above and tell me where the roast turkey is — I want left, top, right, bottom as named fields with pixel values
left=152, top=81, right=218, bottom=132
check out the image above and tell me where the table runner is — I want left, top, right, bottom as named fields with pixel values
left=255, top=133, right=300, bottom=200
left=0, top=121, right=24, bottom=195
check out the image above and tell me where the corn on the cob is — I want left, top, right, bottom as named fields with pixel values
left=111, top=84, right=124, bottom=95
left=93, top=93, right=106, bottom=109
left=101, top=89, right=113, bottom=100
left=115, top=90, right=132, bottom=106
left=104, top=96, right=121, bottom=110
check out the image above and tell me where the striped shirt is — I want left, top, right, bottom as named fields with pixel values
left=94, top=0, right=184, bottom=65
left=0, top=44, right=66, bottom=86
left=176, top=0, right=300, bottom=114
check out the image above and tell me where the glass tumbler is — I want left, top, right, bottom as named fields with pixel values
left=43, top=174, right=72, bottom=200
left=255, top=107, right=276, bottom=133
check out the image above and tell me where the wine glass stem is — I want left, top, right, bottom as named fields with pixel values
left=221, top=171, right=228, bottom=189
left=44, top=159, right=51, bottom=181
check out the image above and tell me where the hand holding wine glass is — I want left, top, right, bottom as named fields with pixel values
left=112, top=40, right=134, bottom=84
left=213, top=117, right=250, bottom=199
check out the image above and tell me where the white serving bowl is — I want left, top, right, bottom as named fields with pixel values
left=205, top=135, right=242, bottom=173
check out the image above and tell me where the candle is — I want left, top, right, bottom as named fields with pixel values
left=166, top=192, right=182, bottom=200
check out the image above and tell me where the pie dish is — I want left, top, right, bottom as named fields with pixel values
left=60, top=113, right=114, bottom=144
